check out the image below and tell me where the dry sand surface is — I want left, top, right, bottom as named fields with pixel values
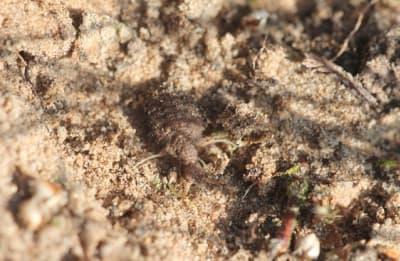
left=0, top=0, right=400, bottom=260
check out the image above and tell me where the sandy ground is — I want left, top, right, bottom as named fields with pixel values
left=0, top=0, right=399, bottom=260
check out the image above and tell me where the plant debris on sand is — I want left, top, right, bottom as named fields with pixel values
left=0, top=0, right=399, bottom=260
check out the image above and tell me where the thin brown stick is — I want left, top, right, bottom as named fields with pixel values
left=331, top=0, right=379, bottom=62
left=266, top=208, right=299, bottom=259
left=304, top=54, right=378, bottom=106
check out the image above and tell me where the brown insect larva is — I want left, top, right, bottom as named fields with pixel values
left=134, top=90, right=239, bottom=187
left=139, top=91, right=207, bottom=177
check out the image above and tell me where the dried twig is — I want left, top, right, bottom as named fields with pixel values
left=304, top=54, right=378, bottom=106
left=331, top=0, right=379, bottom=61
left=267, top=208, right=298, bottom=259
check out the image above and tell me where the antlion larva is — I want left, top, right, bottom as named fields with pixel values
left=140, top=91, right=206, bottom=176
left=135, top=90, right=238, bottom=185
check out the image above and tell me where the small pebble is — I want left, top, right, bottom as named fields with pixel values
left=294, top=233, right=320, bottom=259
